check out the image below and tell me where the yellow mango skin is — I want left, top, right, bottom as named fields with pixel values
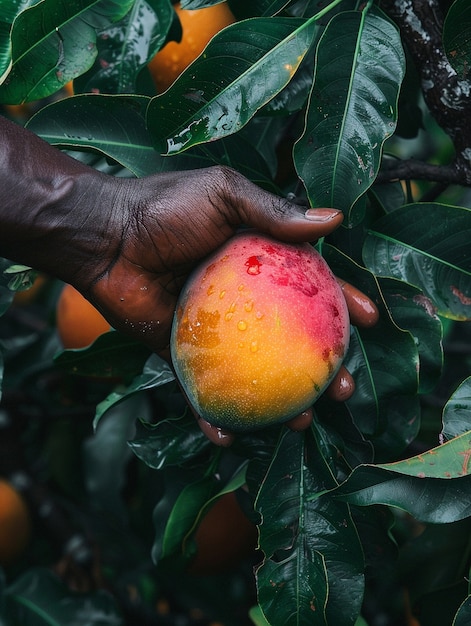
left=171, top=232, right=350, bottom=432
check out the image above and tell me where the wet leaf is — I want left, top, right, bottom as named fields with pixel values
left=54, top=329, right=152, bottom=382
left=179, top=465, right=248, bottom=558
left=0, top=0, right=135, bottom=103
left=255, top=428, right=364, bottom=626
left=314, top=399, right=374, bottom=474
left=26, top=93, right=279, bottom=185
left=363, top=203, right=471, bottom=320
left=75, top=0, right=174, bottom=94
left=26, top=94, right=160, bottom=177
left=152, top=468, right=213, bottom=566
left=129, top=412, right=210, bottom=470
left=152, top=462, right=246, bottom=566
left=262, top=64, right=314, bottom=115
left=93, top=353, right=174, bottom=427
left=344, top=324, right=420, bottom=457
left=378, top=277, right=443, bottom=394
left=0, top=0, right=33, bottom=84
left=294, top=7, right=405, bottom=213
left=324, top=245, right=420, bottom=457
left=147, top=16, right=319, bottom=154
left=335, top=432, right=471, bottom=523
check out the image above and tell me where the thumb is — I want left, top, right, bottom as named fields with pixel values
left=219, top=168, right=343, bottom=241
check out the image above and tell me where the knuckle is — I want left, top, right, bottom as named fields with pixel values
left=207, top=165, right=242, bottom=190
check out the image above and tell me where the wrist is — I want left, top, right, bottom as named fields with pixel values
left=0, top=117, right=129, bottom=289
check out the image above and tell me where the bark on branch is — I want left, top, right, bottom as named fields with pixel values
left=380, top=0, right=471, bottom=185
left=376, top=159, right=464, bottom=185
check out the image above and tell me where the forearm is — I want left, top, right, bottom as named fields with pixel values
left=0, top=115, right=125, bottom=289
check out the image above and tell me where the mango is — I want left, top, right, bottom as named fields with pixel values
left=170, top=231, right=350, bottom=432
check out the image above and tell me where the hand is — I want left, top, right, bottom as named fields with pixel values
left=0, top=118, right=376, bottom=446
left=76, top=168, right=377, bottom=445
left=82, top=166, right=345, bottom=354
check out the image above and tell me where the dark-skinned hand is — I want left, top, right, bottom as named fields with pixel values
left=85, top=170, right=378, bottom=445
left=0, top=116, right=378, bottom=446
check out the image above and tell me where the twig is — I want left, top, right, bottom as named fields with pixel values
left=380, top=0, right=471, bottom=184
left=377, top=159, right=459, bottom=184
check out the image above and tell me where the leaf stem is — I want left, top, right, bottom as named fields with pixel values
left=307, top=0, right=346, bottom=25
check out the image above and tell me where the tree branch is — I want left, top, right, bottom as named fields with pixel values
left=380, top=0, right=471, bottom=184
left=376, top=159, right=463, bottom=185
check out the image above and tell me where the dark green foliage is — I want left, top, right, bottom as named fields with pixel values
left=1, top=0, right=471, bottom=624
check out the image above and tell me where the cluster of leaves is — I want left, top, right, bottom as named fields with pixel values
left=1, top=0, right=471, bottom=624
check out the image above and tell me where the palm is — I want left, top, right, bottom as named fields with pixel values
left=86, top=166, right=346, bottom=356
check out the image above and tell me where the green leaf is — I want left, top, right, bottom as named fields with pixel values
left=26, top=94, right=161, bottom=177
left=83, top=395, right=140, bottom=521
left=378, top=435, right=471, bottom=479
left=249, top=604, right=271, bottom=626
left=294, top=7, right=405, bottom=213
left=399, top=520, right=471, bottom=608
left=147, top=16, right=319, bottom=154
left=443, top=0, right=471, bottom=80
left=152, top=467, right=213, bottom=566
left=363, top=203, right=471, bottom=320
left=181, top=0, right=289, bottom=15
left=182, top=465, right=248, bottom=543
left=345, top=323, right=419, bottom=456
left=313, top=399, right=374, bottom=474
left=454, top=595, right=471, bottom=626
left=54, top=329, right=152, bottom=381
left=262, top=63, right=313, bottom=115
left=323, top=245, right=420, bottom=457
left=26, top=93, right=281, bottom=185
left=0, top=0, right=33, bottom=84
left=441, top=377, right=471, bottom=441
left=2, top=264, right=37, bottom=292
left=378, top=277, right=443, bottom=394
left=0, top=258, right=15, bottom=316
left=255, top=429, right=364, bottom=626
left=75, top=0, right=174, bottom=94
left=335, top=433, right=471, bottom=523
left=0, top=0, right=135, bottom=104
left=93, top=353, right=175, bottom=428
left=152, top=461, right=246, bottom=566
left=128, top=412, right=210, bottom=469
left=4, top=567, right=123, bottom=625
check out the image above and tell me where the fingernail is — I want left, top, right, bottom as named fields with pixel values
left=198, top=417, right=235, bottom=447
left=304, top=208, right=342, bottom=222
left=287, top=409, right=313, bottom=432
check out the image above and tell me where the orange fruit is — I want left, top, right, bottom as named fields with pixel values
left=63, top=81, right=74, bottom=97
left=56, top=284, right=111, bottom=349
left=188, top=491, right=258, bottom=575
left=148, top=1, right=236, bottom=92
left=171, top=232, right=350, bottom=432
left=3, top=103, right=34, bottom=123
left=0, top=479, right=31, bottom=565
